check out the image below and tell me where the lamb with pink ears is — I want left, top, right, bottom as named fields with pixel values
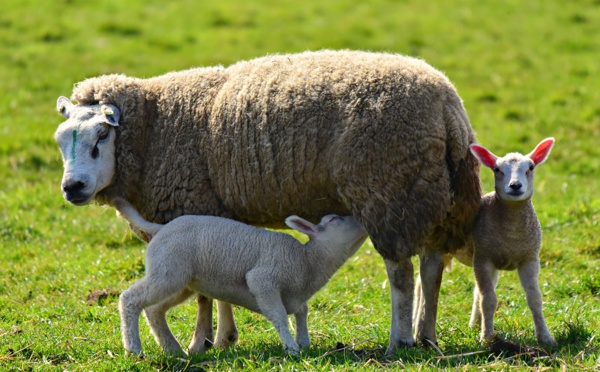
left=454, top=137, right=558, bottom=346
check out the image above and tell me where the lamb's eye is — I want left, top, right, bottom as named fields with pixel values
left=529, top=165, right=535, bottom=171
left=493, top=167, right=500, bottom=173
left=98, top=131, right=109, bottom=141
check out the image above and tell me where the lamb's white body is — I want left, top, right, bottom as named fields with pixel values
left=414, top=138, right=557, bottom=346
left=113, top=198, right=368, bottom=356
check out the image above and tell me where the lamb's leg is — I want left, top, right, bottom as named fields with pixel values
left=251, top=288, right=299, bottom=354
left=414, top=249, right=444, bottom=345
left=144, top=288, right=194, bottom=355
left=473, top=261, right=498, bottom=343
left=469, top=283, right=481, bottom=328
left=384, top=257, right=415, bottom=354
left=214, top=301, right=239, bottom=348
left=119, top=276, right=183, bottom=355
left=469, top=270, right=498, bottom=328
left=518, top=260, right=557, bottom=346
left=294, top=302, right=310, bottom=348
left=412, top=274, right=424, bottom=327
left=188, top=295, right=216, bottom=354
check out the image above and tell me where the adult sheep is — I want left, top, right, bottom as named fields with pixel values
left=54, top=50, right=481, bottom=352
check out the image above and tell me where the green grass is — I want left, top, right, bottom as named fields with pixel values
left=1, top=0, right=599, bottom=370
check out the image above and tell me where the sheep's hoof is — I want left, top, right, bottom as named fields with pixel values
left=125, top=348, right=145, bottom=358
left=188, top=340, right=212, bottom=355
left=215, top=332, right=238, bottom=348
left=384, top=339, right=415, bottom=356
left=538, top=334, right=558, bottom=347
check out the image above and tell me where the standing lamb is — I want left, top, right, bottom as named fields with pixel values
left=54, top=50, right=481, bottom=351
left=415, top=138, right=557, bottom=346
left=112, top=197, right=368, bottom=356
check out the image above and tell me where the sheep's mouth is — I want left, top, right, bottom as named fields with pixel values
left=64, top=192, right=94, bottom=206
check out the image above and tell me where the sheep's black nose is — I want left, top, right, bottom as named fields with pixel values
left=63, top=180, right=86, bottom=194
left=509, top=181, right=522, bottom=190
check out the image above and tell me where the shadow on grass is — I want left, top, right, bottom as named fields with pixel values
left=119, top=318, right=600, bottom=372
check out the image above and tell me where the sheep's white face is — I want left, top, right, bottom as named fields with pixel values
left=54, top=96, right=120, bottom=205
left=492, top=154, right=536, bottom=201
left=470, top=138, right=555, bottom=203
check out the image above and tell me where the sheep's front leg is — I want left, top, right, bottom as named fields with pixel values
left=145, top=288, right=194, bottom=355
left=188, top=295, right=216, bottom=354
left=253, top=290, right=299, bottom=354
left=294, top=303, right=310, bottom=348
left=120, top=277, right=182, bottom=355
left=518, top=260, right=557, bottom=346
left=215, top=301, right=239, bottom=348
left=473, top=261, right=498, bottom=343
left=384, top=257, right=415, bottom=354
left=414, top=249, right=444, bottom=345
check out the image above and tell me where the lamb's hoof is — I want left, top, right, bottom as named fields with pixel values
left=125, top=348, right=145, bottom=358
left=538, top=334, right=558, bottom=347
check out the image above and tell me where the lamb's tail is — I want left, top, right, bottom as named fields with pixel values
left=112, top=197, right=163, bottom=241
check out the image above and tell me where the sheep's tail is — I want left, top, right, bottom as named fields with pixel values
left=112, top=197, right=163, bottom=241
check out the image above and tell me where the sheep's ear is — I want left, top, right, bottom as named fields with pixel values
left=470, top=144, right=497, bottom=169
left=57, top=96, right=74, bottom=118
left=101, top=104, right=120, bottom=127
left=285, top=215, right=318, bottom=238
left=527, top=137, right=554, bottom=165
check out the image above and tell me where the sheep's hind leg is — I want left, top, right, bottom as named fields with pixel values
left=469, top=283, right=481, bottom=328
left=119, top=277, right=181, bottom=355
left=187, top=295, right=217, bottom=354
left=214, top=301, right=239, bottom=348
left=145, top=288, right=194, bottom=355
left=294, top=303, right=310, bottom=348
left=414, top=249, right=444, bottom=346
left=518, top=260, right=557, bottom=346
left=384, top=256, right=416, bottom=355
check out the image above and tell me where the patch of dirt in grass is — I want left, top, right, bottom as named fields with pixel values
left=85, top=289, right=120, bottom=305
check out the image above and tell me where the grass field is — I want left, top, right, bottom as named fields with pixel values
left=1, top=0, right=599, bottom=370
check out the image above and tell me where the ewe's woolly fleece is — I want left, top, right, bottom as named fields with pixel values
left=71, top=50, right=480, bottom=259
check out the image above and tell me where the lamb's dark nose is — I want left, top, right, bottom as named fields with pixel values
left=509, top=181, right=522, bottom=190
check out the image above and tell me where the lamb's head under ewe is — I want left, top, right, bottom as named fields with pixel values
left=54, top=96, right=120, bottom=205
left=470, top=137, right=555, bottom=203
left=113, top=196, right=368, bottom=356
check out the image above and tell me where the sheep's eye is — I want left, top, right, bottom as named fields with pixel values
left=493, top=167, right=500, bottom=173
left=98, top=131, right=109, bottom=141
left=529, top=165, right=535, bottom=171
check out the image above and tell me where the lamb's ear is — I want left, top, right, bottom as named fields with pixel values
left=285, top=215, right=318, bottom=238
left=101, top=104, right=120, bottom=127
left=57, top=96, right=74, bottom=118
left=527, top=137, right=555, bottom=165
left=470, top=144, right=497, bottom=169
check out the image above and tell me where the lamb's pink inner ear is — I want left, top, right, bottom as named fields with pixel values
left=470, top=145, right=497, bottom=169
left=529, top=138, right=555, bottom=165
left=285, top=216, right=317, bottom=237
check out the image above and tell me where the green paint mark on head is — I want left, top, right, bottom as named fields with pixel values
left=70, top=123, right=83, bottom=162
left=71, top=130, right=77, bottom=161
